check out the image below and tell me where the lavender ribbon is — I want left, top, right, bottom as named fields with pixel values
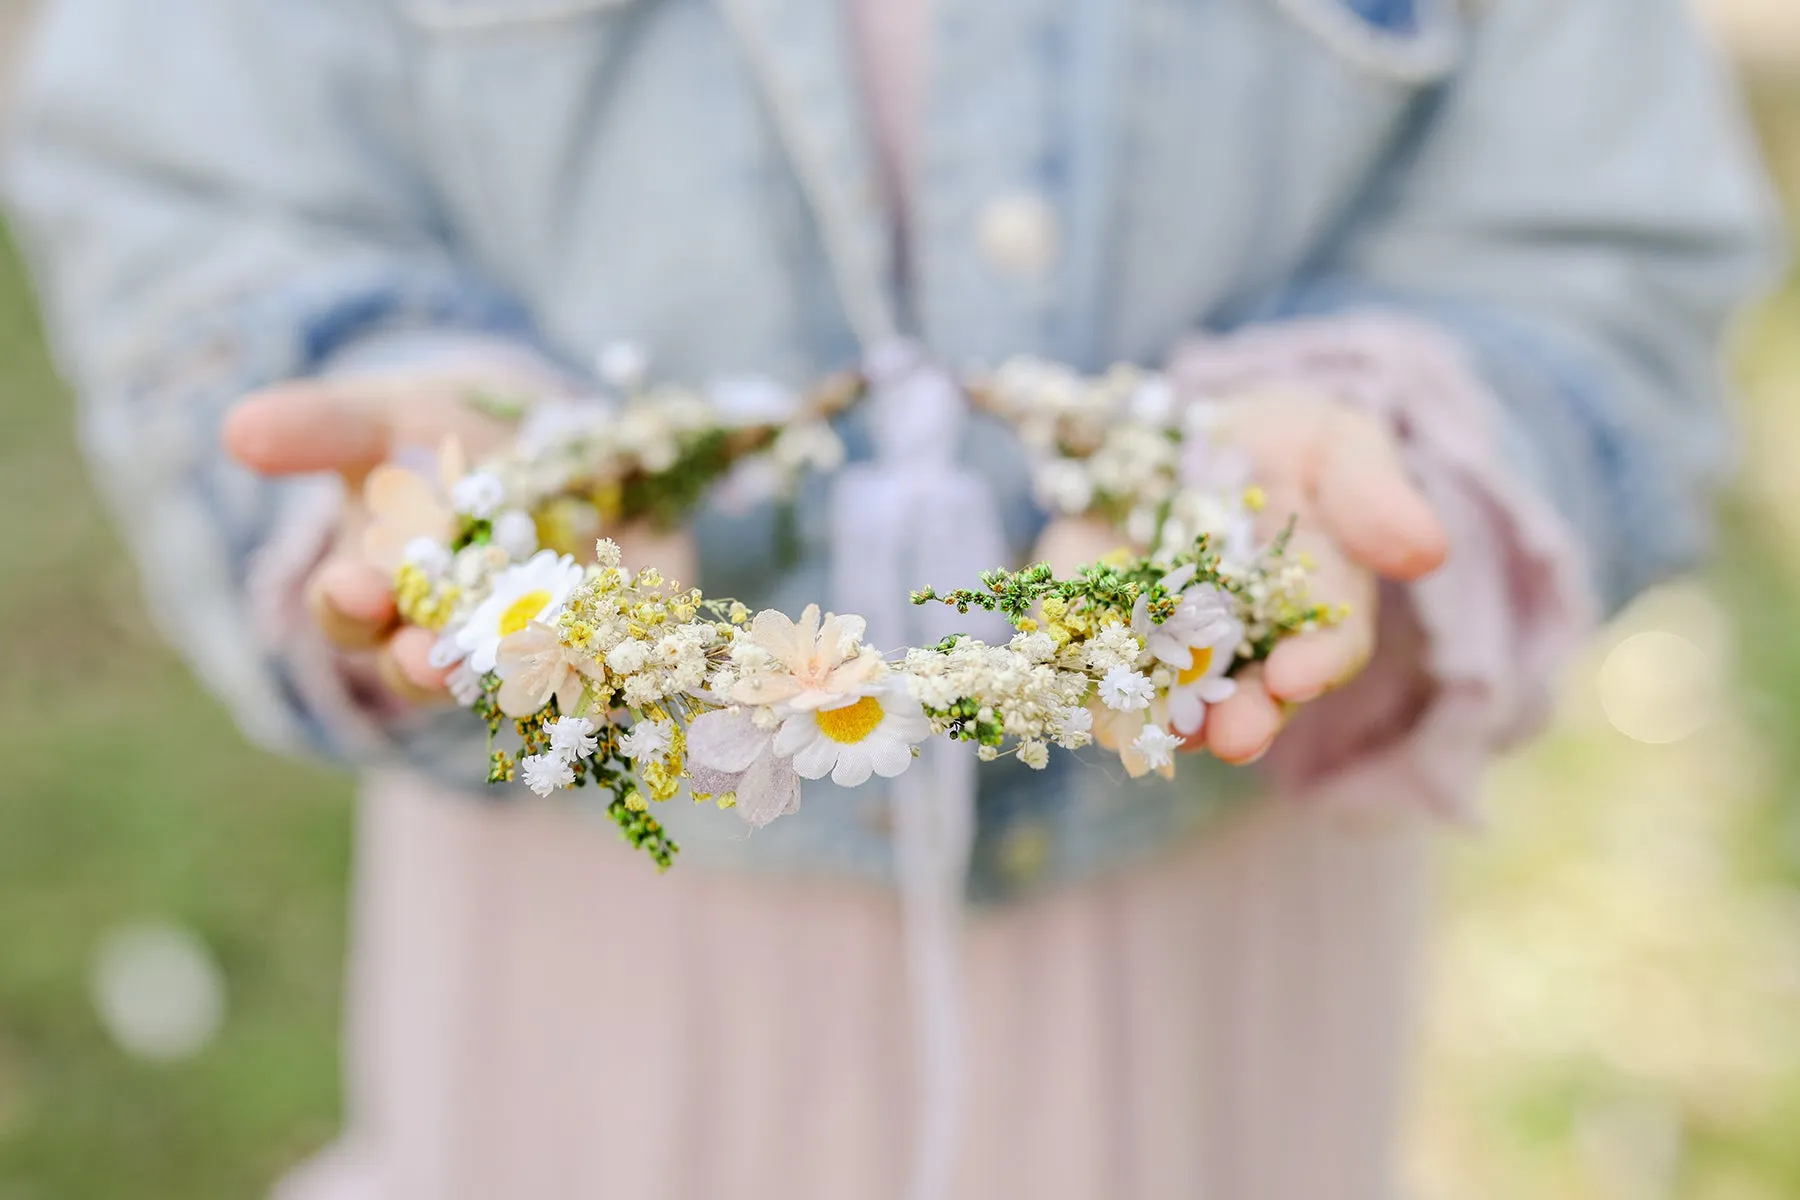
left=830, top=340, right=1010, bottom=1200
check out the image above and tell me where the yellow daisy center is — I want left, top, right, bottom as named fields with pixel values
left=1177, top=645, right=1215, bottom=687
left=498, top=589, right=553, bottom=637
left=816, top=695, right=885, bottom=744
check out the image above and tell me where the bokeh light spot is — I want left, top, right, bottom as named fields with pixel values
left=89, top=920, right=226, bottom=1063
left=1597, top=631, right=1719, bottom=745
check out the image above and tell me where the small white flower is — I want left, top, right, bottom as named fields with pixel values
left=1125, top=505, right=1160, bottom=548
left=774, top=421, right=846, bottom=475
left=1009, top=630, right=1056, bottom=664
left=452, top=472, right=506, bottom=520
left=517, top=401, right=610, bottom=457
left=451, top=543, right=504, bottom=589
left=1083, top=624, right=1145, bottom=674
left=1132, top=725, right=1183, bottom=772
left=606, top=639, right=650, bottom=675
left=1034, top=459, right=1095, bottom=515
left=976, top=744, right=999, bottom=763
left=401, top=537, right=452, bottom=580
left=619, top=718, right=674, bottom=763
left=1129, top=376, right=1177, bottom=427
left=1098, top=665, right=1156, bottom=712
left=597, top=340, right=648, bottom=390
left=491, top=510, right=539, bottom=561
left=1055, top=705, right=1093, bottom=737
left=520, top=752, right=575, bottom=797
left=1017, top=741, right=1050, bottom=770
left=546, top=715, right=598, bottom=761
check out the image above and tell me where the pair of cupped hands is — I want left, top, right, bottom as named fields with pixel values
left=224, top=367, right=1447, bottom=766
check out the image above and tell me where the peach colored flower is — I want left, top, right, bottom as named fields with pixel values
left=361, top=464, right=455, bottom=572
left=494, top=621, right=604, bottom=718
left=360, top=438, right=469, bottom=572
left=729, top=604, right=882, bottom=712
left=1090, top=700, right=1177, bottom=780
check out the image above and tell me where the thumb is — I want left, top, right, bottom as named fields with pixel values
left=224, top=381, right=393, bottom=481
left=225, top=372, right=526, bottom=481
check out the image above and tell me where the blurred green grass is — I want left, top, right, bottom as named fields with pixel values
left=0, top=230, right=354, bottom=1198
left=1409, top=80, right=1800, bottom=1200
left=0, top=81, right=1796, bottom=1200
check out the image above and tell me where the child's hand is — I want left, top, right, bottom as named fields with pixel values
left=224, top=371, right=695, bottom=704
left=1034, top=388, right=1448, bottom=765
left=225, top=371, right=524, bottom=701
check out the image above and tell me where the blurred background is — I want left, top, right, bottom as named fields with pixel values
left=0, top=2, right=1797, bottom=1197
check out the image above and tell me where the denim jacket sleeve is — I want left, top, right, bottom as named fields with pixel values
left=3, top=0, right=543, bottom=759
left=1263, top=0, right=1785, bottom=615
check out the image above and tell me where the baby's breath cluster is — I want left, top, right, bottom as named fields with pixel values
left=366, top=352, right=1331, bottom=870
left=973, top=355, right=1266, bottom=568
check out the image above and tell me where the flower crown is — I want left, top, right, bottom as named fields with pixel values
left=371, top=350, right=1336, bottom=870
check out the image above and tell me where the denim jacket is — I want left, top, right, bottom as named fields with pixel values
left=4, top=0, right=1782, bottom=899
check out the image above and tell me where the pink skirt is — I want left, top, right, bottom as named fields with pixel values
left=275, top=769, right=1428, bottom=1199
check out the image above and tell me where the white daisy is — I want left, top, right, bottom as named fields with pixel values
left=619, top=719, right=674, bottom=763
left=455, top=550, right=586, bottom=673
left=546, top=715, right=598, bottom=762
left=1132, top=564, right=1238, bottom=670
left=773, top=676, right=930, bottom=788
left=1098, top=665, right=1156, bottom=712
left=1163, top=636, right=1240, bottom=738
left=519, top=752, right=575, bottom=797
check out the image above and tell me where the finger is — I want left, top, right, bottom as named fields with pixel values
left=225, top=375, right=521, bottom=482
left=1204, top=666, right=1285, bottom=764
left=1263, top=619, right=1374, bottom=705
left=1260, top=537, right=1376, bottom=703
left=378, top=625, right=453, bottom=703
left=1032, top=516, right=1127, bottom=575
left=307, top=559, right=398, bottom=650
left=225, top=384, right=391, bottom=480
left=1313, top=413, right=1448, bottom=581
left=1211, top=391, right=1332, bottom=498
